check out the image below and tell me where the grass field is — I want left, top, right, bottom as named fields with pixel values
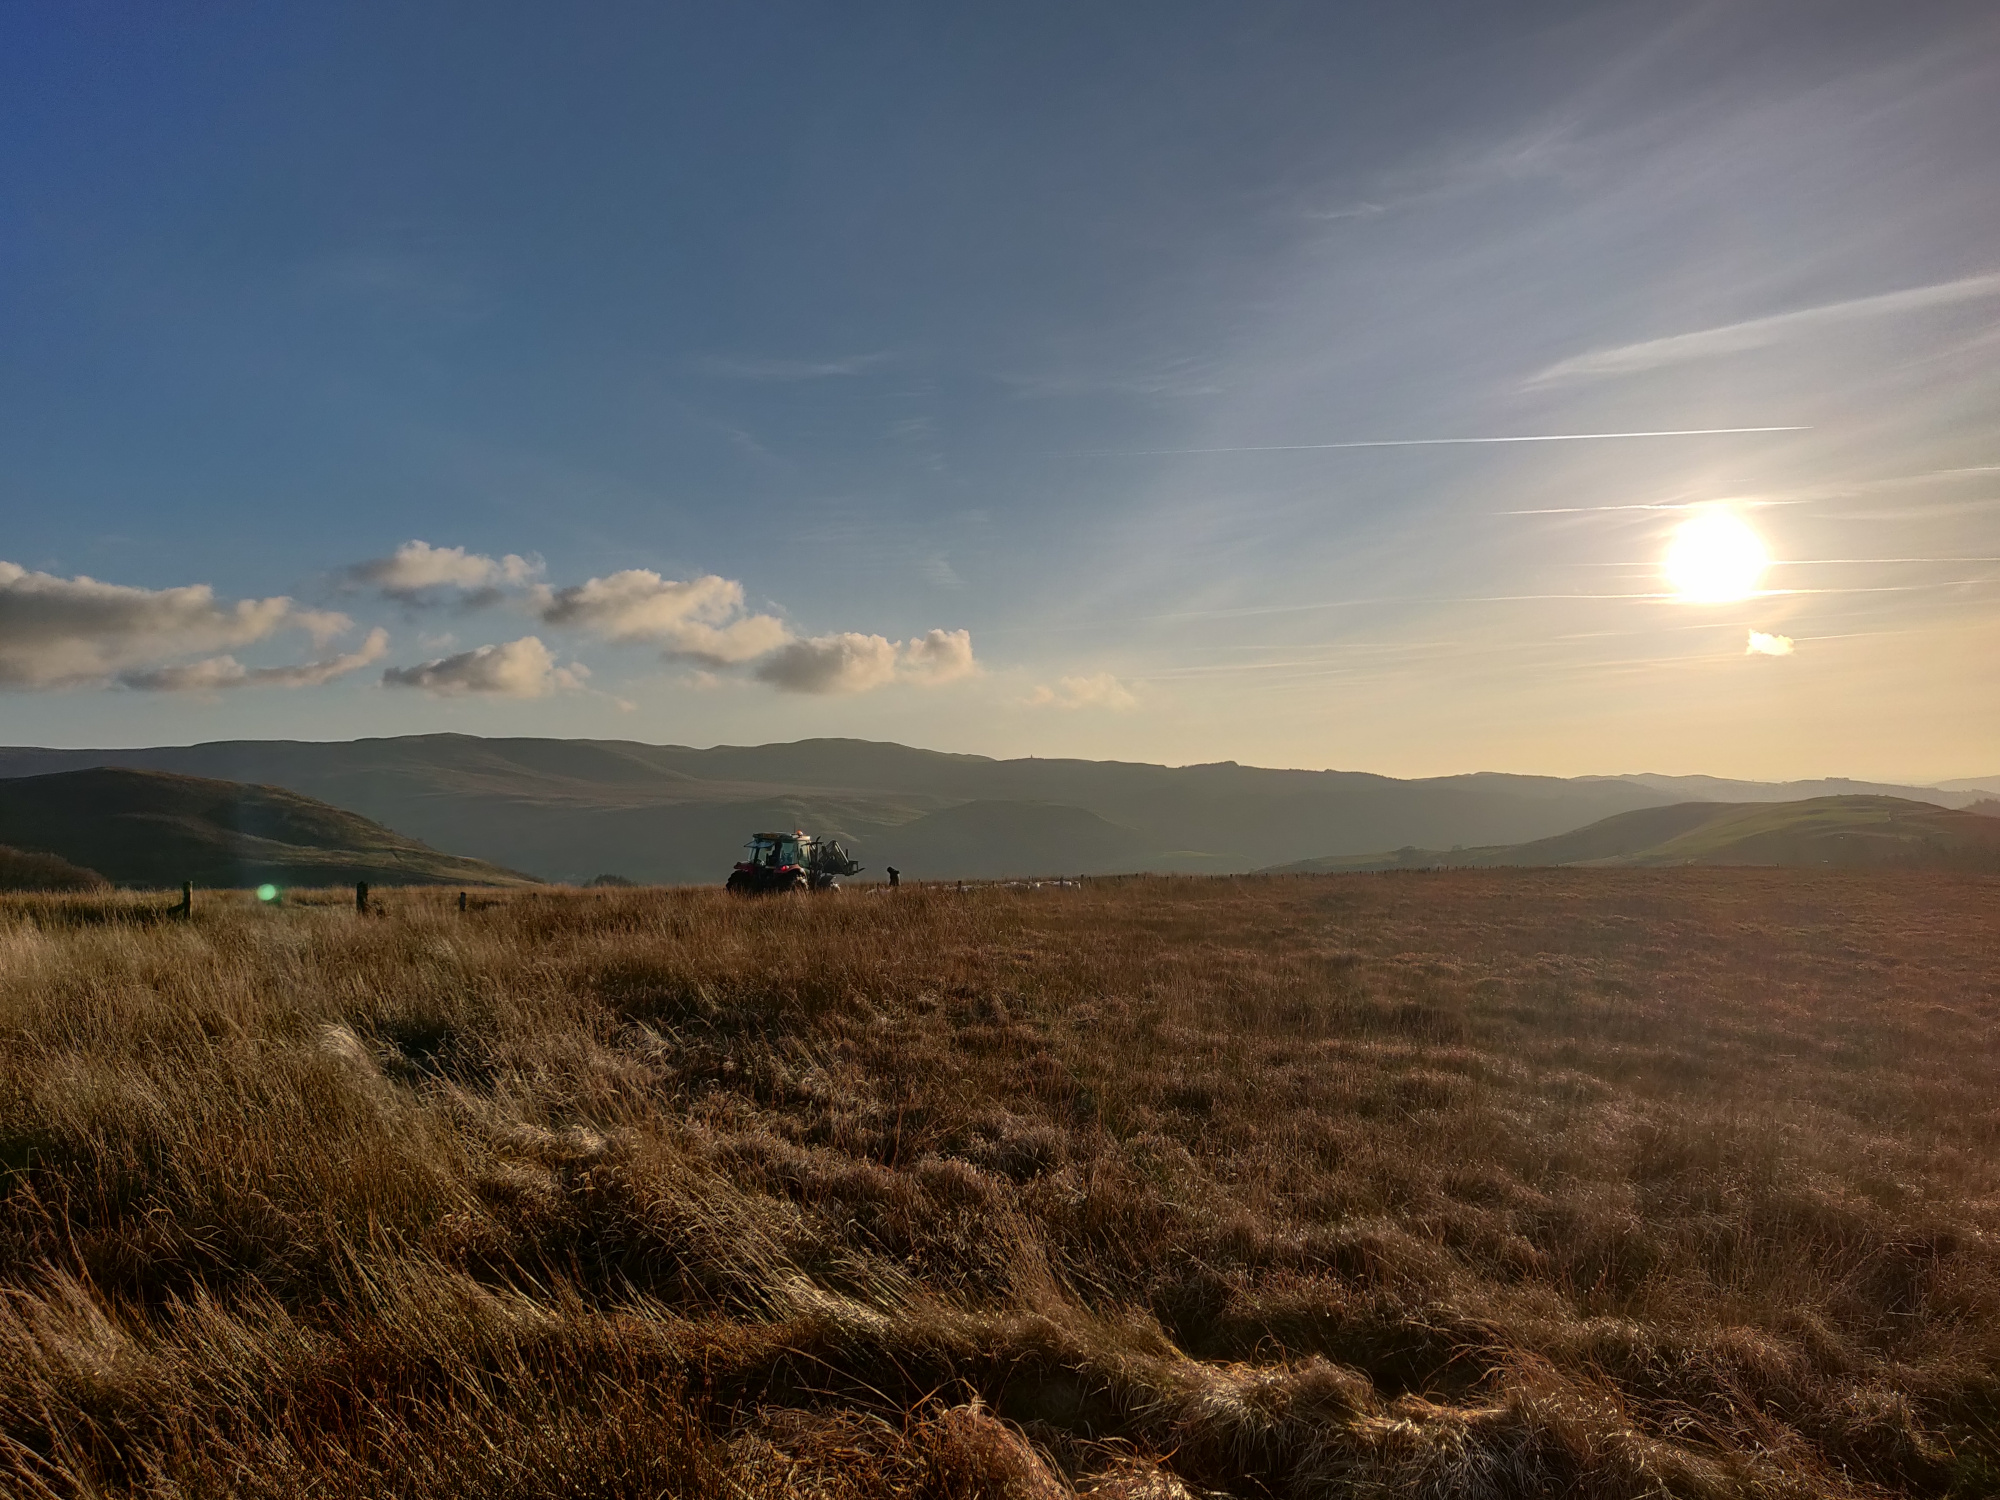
left=3, top=872, right=1997, bottom=1497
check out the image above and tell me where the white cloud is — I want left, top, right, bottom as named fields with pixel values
left=122, top=628, right=390, bottom=692
left=536, top=569, right=790, bottom=665
left=1029, top=672, right=1138, bottom=711
left=0, top=561, right=319, bottom=688
left=753, top=628, right=981, bottom=695
left=348, top=540, right=540, bottom=601
left=289, top=608, right=356, bottom=646
left=899, top=628, right=978, bottom=685
left=1530, top=270, right=2000, bottom=385
left=382, top=636, right=585, bottom=697
left=1746, top=630, right=1796, bottom=658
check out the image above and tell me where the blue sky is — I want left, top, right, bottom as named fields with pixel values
left=4, top=1, right=1997, bottom=778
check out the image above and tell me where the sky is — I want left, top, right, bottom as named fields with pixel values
left=3, top=1, right=1997, bottom=780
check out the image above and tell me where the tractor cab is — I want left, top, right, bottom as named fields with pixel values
left=744, top=836, right=804, bottom=880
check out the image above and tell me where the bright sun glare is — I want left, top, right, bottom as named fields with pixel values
left=1664, top=511, right=1769, bottom=603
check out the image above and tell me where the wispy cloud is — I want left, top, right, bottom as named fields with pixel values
left=1529, top=270, right=2000, bottom=385
left=1068, top=427, right=1806, bottom=457
left=1746, top=630, right=1795, bottom=657
left=998, top=355, right=1223, bottom=401
left=1303, top=200, right=1387, bottom=222
left=0, top=561, right=338, bottom=688
left=120, top=629, right=390, bottom=692
left=918, top=553, right=964, bottom=590
left=692, top=352, right=896, bottom=381
left=303, top=250, right=485, bottom=316
left=1028, top=672, right=1138, bottom=711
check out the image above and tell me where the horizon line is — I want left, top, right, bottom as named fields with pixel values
left=1, top=730, right=1989, bottom=790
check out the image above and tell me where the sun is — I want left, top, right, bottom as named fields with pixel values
left=1664, top=511, right=1768, bottom=603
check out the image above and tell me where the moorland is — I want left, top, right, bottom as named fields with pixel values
left=3, top=871, right=1997, bottom=1497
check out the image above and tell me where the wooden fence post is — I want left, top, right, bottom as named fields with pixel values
left=356, top=881, right=369, bottom=916
left=179, top=881, right=192, bottom=918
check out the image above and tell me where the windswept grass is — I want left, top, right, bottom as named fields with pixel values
left=2, top=871, right=1997, bottom=1497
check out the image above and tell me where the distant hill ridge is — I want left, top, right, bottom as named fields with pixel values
left=0, top=768, right=534, bottom=889
left=0, top=736, right=1991, bottom=883
left=1264, top=796, right=2000, bottom=874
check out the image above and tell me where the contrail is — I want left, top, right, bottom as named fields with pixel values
left=1065, top=425, right=1809, bottom=456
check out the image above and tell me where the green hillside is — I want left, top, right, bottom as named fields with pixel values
left=0, top=769, right=536, bottom=890
left=1266, top=796, right=2000, bottom=874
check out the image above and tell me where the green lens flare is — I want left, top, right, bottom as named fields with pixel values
left=256, top=884, right=279, bottom=902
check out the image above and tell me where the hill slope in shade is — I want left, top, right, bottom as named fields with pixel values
left=0, top=844, right=108, bottom=890
left=1267, top=795, right=2000, bottom=873
left=866, top=800, right=1176, bottom=879
left=0, top=769, right=536, bottom=889
left=0, top=736, right=1986, bottom=882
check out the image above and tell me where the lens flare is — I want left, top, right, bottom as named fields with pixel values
left=256, top=884, right=279, bottom=902
left=1664, top=511, right=1768, bottom=603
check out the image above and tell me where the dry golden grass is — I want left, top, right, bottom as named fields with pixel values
left=2, top=871, right=1997, bottom=1497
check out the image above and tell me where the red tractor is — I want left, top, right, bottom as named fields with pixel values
left=726, top=831, right=862, bottom=894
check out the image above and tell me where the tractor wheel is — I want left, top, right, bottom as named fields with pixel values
left=726, top=872, right=751, bottom=896
left=788, top=874, right=810, bottom=894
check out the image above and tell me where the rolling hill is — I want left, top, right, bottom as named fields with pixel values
left=0, top=768, right=535, bottom=889
left=0, top=736, right=1987, bottom=883
left=1265, top=795, right=2000, bottom=873
left=0, top=845, right=107, bottom=891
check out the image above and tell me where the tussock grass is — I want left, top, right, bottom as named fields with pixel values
left=2, top=871, right=1998, bottom=1496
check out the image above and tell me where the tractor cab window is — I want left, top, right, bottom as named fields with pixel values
left=776, top=837, right=804, bottom=867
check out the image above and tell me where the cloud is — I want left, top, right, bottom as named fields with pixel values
left=754, top=633, right=901, bottom=694
left=1746, top=630, right=1795, bottom=658
left=1305, top=200, right=1388, bottom=222
left=918, top=553, right=964, bottom=590
left=999, top=354, right=1223, bottom=401
left=382, top=636, right=584, bottom=697
left=0, top=561, right=319, bottom=688
left=348, top=541, right=540, bottom=601
left=121, top=628, right=390, bottom=692
left=693, top=352, right=895, bottom=381
left=1530, top=270, right=2000, bottom=385
left=1029, top=672, right=1138, bottom=710
left=536, top=569, right=789, bottom=664
left=753, top=629, right=979, bottom=695
left=898, top=628, right=978, bottom=685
